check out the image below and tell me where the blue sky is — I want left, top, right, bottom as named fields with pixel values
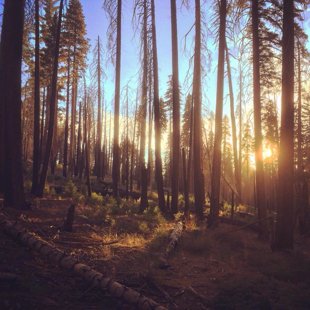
left=82, top=0, right=215, bottom=115
left=82, top=0, right=310, bottom=119
left=0, top=0, right=309, bottom=117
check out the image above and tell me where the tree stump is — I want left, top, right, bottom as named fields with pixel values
left=63, top=204, right=75, bottom=232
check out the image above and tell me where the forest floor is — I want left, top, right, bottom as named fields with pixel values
left=1, top=197, right=310, bottom=310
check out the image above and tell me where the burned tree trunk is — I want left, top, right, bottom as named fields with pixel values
left=0, top=0, right=27, bottom=208
left=151, top=0, right=166, bottom=213
left=112, top=0, right=122, bottom=198
left=139, top=0, right=149, bottom=213
left=63, top=204, right=76, bottom=232
left=251, top=0, right=268, bottom=238
left=225, top=43, right=241, bottom=202
left=274, top=0, right=295, bottom=250
left=31, top=0, right=41, bottom=194
left=63, top=56, right=71, bottom=178
left=192, top=0, right=205, bottom=221
left=37, top=0, right=64, bottom=197
left=170, top=0, right=181, bottom=214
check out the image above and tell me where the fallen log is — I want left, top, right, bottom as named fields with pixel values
left=0, top=212, right=166, bottom=310
left=159, top=221, right=184, bottom=269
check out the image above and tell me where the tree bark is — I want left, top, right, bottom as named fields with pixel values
left=96, top=36, right=102, bottom=179
left=50, top=96, right=58, bottom=175
left=147, top=68, right=153, bottom=190
left=170, top=0, right=181, bottom=214
left=251, top=0, right=268, bottom=238
left=63, top=56, right=71, bottom=178
left=139, top=0, right=149, bottom=213
left=31, top=0, right=41, bottom=194
left=209, top=0, right=227, bottom=226
left=37, top=0, right=64, bottom=197
left=225, top=43, right=241, bottom=202
left=151, top=0, right=166, bottom=213
left=274, top=0, right=295, bottom=250
left=297, top=40, right=302, bottom=173
left=238, top=52, right=243, bottom=201
left=112, top=0, right=122, bottom=198
left=125, top=88, right=129, bottom=198
left=0, top=0, right=26, bottom=208
left=70, top=77, right=77, bottom=177
left=130, top=97, right=138, bottom=193
left=182, top=148, right=190, bottom=218
left=76, top=101, right=82, bottom=176
left=40, top=88, right=46, bottom=161
left=84, top=94, right=92, bottom=198
left=192, top=0, right=205, bottom=221
left=63, top=204, right=75, bottom=232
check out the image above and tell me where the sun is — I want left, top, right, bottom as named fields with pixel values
left=263, top=147, right=273, bottom=160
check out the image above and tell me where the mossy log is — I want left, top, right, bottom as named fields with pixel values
left=0, top=212, right=166, bottom=310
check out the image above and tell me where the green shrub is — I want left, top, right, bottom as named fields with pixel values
left=83, top=204, right=107, bottom=222
left=64, top=179, right=77, bottom=196
left=143, top=205, right=166, bottom=224
left=63, top=179, right=84, bottom=202
left=87, top=192, right=104, bottom=207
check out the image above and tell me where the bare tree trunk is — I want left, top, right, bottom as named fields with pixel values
left=42, top=86, right=51, bottom=154
left=40, top=87, right=46, bottom=161
left=209, top=0, right=227, bottom=226
left=0, top=0, right=27, bottom=208
left=37, top=0, right=64, bottom=197
left=63, top=57, right=70, bottom=177
left=50, top=96, right=58, bottom=175
left=130, top=97, right=138, bottom=193
left=170, top=0, right=181, bottom=214
left=70, top=77, right=77, bottom=177
left=193, top=0, right=205, bottom=221
left=151, top=0, right=166, bottom=213
left=296, top=39, right=307, bottom=234
left=238, top=56, right=243, bottom=200
left=75, top=102, right=82, bottom=176
left=252, top=0, right=268, bottom=238
left=139, top=0, right=149, bottom=212
left=187, top=96, right=194, bottom=196
left=297, top=40, right=302, bottom=173
left=112, top=0, right=122, bottom=197
left=125, top=88, right=129, bottom=198
left=103, top=107, right=107, bottom=179
left=108, top=112, right=112, bottom=175
left=274, top=0, right=295, bottom=250
left=84, top=98, right=92, bottom=197
left=182, top=148, right=190, bottom=218
left=147, top=69, right=153, bottom=189
left=96, top=36, right=102, bottom=179
left=31, top=0, right=41, bottom=194
left=225, top=43, right=241, bottom=201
